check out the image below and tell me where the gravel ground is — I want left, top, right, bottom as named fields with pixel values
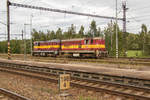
left=0, top=53, right=150, bottom=71
left=0, top=71, right=123, bottom=100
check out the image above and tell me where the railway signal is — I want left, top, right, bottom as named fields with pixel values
left=59, top=74, right=70, bottom=91
left=59, top=74, right=71, bottom=99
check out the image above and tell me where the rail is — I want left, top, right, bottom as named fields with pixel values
left=0, top=66, right=150, bottom=100
left=0, top=61, right=149, bottom=89
left=0, top=88, right=30, bottom=100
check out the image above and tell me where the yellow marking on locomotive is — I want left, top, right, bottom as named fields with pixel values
left=82, top=45, right=105, bottom=48
left=34, top=44, right=105, bottom=49
left=62, top=44, right=105, bottom=49
left=34, top=45, right=60, bottom=49
left=62, top=45, right=79, bottom=49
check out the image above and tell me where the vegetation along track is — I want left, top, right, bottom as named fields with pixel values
left=0, top=61, right=150, bottom=99
left=0, top=88, right=30, bottom=100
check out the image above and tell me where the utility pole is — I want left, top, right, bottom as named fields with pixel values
left=110, top=20, right=113, bottom=51
left=24, top=25, right=26, bottom=61
left=22, top=30, right=23, bottom=40
left=30, top=14, right=33, bottom=56
left=122, top=0, right=128, bottom=56
left=122, top=1, right=127, bottom=35
left=24, top=24, right=27, bottom=61
left=5, top=30, right=7, bottom=40
left=7, top=0, right=11, bottom=59
left=24, top=24, right=30, bottom=60
left=143, top=33, right=145, bottom=54
left=116, top=0, right=118, bottom=59
left=21, top=30, right=24, bottom=55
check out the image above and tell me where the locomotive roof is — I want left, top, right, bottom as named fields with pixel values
left=34, top=37, right=104, bottom=43
left=61, top=37, right=103, bottom=42
left=35, top=39, right=60, bottom=43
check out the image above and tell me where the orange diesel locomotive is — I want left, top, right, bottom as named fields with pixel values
left=33, top=37, right=108, bottom=57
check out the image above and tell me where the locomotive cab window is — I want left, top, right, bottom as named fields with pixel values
left=84, top=39, right=90, bottom=45
left=34, top=42, right=38, bottom=46
left=38, top=43, right=40, bottom=46
left=91, top=39, right=93, bottom=44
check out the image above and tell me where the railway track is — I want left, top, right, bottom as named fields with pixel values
left=13, top=57, right=150, bottom=66
left=0, top=54, right=150, bottom=66
left=0, top=61, right=150, bottom=88
left=0, top=88, right=30, bottom=100
left=0, top=61, right=150, bottom=99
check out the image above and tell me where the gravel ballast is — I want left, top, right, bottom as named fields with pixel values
left=0, top=71, right=123, bottom=100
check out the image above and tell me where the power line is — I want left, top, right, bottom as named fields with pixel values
left=79, top=1, right=115, bottom=15
left=127, top=14, right=141, bottom=23
left=10, top=0, right=36, bottom=11
left=130, top=6, right=149, bottom=11
left=9, top=2, right=123, bottom=20
left=130, top=5, right=150, bottom=12
left=134, top=17, right=150, bottom=21
left=0, top=21, right=6, bottom=25
left=129, top=9, right=149, bottom=14
left=0, top=11, right=7, bottom=13
left=0, top=34, right=22, bottom=35
left=19, top=0, right=35, bottom=4
left=128, top=14, right=150, bottom=19
left=129, top=17, right=150, bottom=23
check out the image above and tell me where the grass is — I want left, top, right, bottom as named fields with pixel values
left=127, top=50, right=143, bottom=57
left=127, top=50, right=150, bottom=58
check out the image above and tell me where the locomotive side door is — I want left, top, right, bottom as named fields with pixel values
left=84, top=39, right=92, bottom=49
left=84, top=39, right=90, bottom=45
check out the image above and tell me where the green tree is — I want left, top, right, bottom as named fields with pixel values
left=104, top=22, right=124, bottom=56
left=32, top=29, right=40, bottom=41
left=46, top=30, right=51, bottom=40
left=126, top=33, right=139, bottom=50
left=96, top=27, right=103, bottom=37
left=139, top=24, right=148, bottom=55
left=78, top=25, right=84, bottom=38
left=68, top=24, right=76, bottom=38
left=89, top=20, right=97, bottom=37
left=50, top=30, right=56, bottom=40
left=39, top=31, right=47, bottom=41
left=56, top=28, right=63, bottom=39
left=0, top=41, right=7, bottom=53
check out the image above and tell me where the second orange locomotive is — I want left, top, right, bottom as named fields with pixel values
left=33, top=37, right=108, bottom=58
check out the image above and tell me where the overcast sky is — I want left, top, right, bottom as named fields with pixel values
left=0, top=0, right=150, bottom=40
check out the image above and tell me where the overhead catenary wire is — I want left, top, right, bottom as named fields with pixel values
left=0, top=21, right=7, bottom=25
left=130, top=5, right=150, bottom=12
left=127, top=14, right=141, bottom=22
left=9, top=0, right=36, bottom=11
left=9, top=2, right=123, bottom=20
left=128, top=14, right=150, bottom=19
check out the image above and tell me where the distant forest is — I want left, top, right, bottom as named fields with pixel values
left=0, top=20, right=150, bottom=57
